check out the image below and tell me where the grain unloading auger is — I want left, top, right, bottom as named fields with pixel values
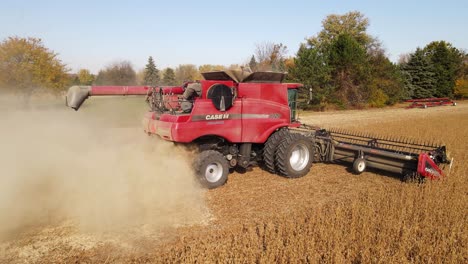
left=66, top=85, right=184, bottom=111
left=65, top=70, right=452, bottom=188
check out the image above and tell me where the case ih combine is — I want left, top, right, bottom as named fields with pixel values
left=66, top=70, right=451, bottom=188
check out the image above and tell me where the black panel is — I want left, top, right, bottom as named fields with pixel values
left=201, top=71, right=235, bottom=81
left=207, top=84, right=233, bottom=111
left=242, top=72, right=286, bottom=83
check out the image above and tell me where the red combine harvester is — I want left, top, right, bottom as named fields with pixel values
left=406, top=97, right=457, bottom=109
left=66, top=71, right=452, bottom=188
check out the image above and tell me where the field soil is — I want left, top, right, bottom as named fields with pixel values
left=0, top=98, right=466, bottom=263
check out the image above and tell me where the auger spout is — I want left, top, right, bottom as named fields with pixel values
left=65, top=85, right=185, bottom=111
left=65, top=85, right=153, bottom=111
left=66, top=85, right=91, bottom=111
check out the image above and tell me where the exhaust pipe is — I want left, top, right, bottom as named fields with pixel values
left=65, top=86, right=91, bottom=111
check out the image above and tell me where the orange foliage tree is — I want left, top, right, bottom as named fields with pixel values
left=454, top=79, right=468, bottom=99
left=0, top=36, right=69, bottom=95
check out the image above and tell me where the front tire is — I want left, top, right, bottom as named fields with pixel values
left=275, top=133, right=314, bottom=178
left=194, top=150, right=229, bottom=189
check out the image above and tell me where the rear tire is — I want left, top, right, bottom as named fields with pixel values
left=194, top=150, right=229, bottom=189
left=275, top=133, right=314, bottom=178
left=263, top=128, right=289, bottom=173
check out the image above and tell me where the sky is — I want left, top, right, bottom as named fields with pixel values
left=1, top=0, right=467, bottom=73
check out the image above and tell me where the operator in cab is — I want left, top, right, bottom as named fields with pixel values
left=180, top=82, right=202, bottom=113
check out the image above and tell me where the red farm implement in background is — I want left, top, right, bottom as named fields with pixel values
left=65, top=70, right=452, bottom=188
left=406, top=97, right=457, bottom=109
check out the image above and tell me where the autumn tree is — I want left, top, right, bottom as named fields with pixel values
left=289, top=11, right=404, bottom=108
left=94, top=61, right=136, bottom=85
left=227, top=64, right=243, bottom=70
left=135, top=69, right=145, bottom=85
left=255, top=42, right=288, bottom=71
left=454, top=79, right=468, bottom=99
left=162, top=68, right=177, bottom=85
left=308, top=11, right=374, bottom=49
left=198, top=64, right=225, bottom=73
left=174, top=64, right=199, bottom=84
left=367, top=51, right=404, bottom=106
left=454, top=55, right=468, bottom=99
left=143, top=56, right=160, bottom=86
left=0, top=36, right=69, bottom=96
left=77, top=69, right=94, bottom=85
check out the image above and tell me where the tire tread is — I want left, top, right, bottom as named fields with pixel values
left=263, top=128, right=289, bottom=173
left=275, top=133, right=313, bottom=178
left=194, top=150, right=229, bottom=189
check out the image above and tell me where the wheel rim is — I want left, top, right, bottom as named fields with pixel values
left=289, top=144, right=310, bottom=171
left=358, top=161, right=365, bottom=172
left=205, top=162, right=223, bottom=183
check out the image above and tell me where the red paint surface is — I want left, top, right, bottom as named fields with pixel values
left=417, top=153, right=445, bottom=179
left=143, top=80, right=296, bottom=143
left=90, top=86, right=183, bottom=96
left=406, top=97, right=455, bottom=109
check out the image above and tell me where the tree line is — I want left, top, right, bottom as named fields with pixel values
left=1, top=11, right=466, bottom=108
left=287, top=12, right=467, bottom=109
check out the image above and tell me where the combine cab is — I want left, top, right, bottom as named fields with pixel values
left=66, top=70, right=451, bottom=188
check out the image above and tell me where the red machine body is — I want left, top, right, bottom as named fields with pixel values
left=143, top=80, right=300, bottom=143
left=417, top=153, right=445, bottom=179
left=67, top=71, right=301, bottom=145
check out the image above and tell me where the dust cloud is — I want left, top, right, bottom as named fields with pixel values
left=0, top=96, right=209, bottom=240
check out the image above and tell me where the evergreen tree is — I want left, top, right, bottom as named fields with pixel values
left=162, top=68, right=176, bottom=85
left=400, top=70, right=417, bottom=99
left=143, top=56, right=160, bottom=86
left=328, top=34, right=370, bottom=106
left=402, top=49, right=437, bottom=98
left=289, top=44, right=331, bottom=105
left=248, top=55, right=257, bottom=72
left=423, top=41, right=464, bottom=97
